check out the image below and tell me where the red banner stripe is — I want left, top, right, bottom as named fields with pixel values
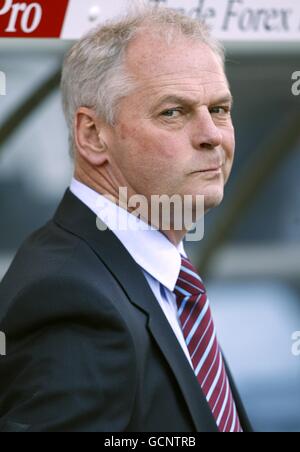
left=0, top=0, right=69, bottom=38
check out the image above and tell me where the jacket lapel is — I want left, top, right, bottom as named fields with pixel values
left=54, top=189, right=218, bottom=432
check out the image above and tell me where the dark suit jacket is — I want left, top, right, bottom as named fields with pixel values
left=0, top=190, right=252, bottom=432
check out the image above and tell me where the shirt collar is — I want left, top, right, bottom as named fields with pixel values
left=70, top=178, right=187, bottom=292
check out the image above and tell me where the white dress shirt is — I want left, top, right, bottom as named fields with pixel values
left=70, top=178, right=193, bottom=368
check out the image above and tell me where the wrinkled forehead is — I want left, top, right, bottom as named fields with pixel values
left=124, top=31, right=226, bottom=88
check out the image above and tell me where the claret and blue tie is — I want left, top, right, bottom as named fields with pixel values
left=174, top=255, right=242, bottom=433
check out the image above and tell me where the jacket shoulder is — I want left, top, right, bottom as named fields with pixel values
left=0, top=223, right=138, bottom=432
left=0, top=220, right=128, bottom=335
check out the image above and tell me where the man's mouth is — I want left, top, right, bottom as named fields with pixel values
left=193, top=165, right=223, bottom=174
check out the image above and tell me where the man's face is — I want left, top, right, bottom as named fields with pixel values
left=105, top=33, right=235, bottom=213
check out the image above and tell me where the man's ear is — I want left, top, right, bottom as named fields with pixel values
left=74, top=107, right=109, bottom=166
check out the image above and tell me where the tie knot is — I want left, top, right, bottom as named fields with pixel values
left=174, top=255, right=206, bottom=298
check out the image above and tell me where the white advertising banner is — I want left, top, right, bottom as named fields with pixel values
left=0, top=0, right=300, bottom=41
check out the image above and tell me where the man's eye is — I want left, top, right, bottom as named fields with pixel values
left=161, top=108, right=182, bottom=118
left=210, top=106, right=230, bottom=115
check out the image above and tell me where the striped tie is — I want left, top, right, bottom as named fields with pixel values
left=174, top=255, right=242, bottom=433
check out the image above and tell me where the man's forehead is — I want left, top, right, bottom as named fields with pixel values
left=135, top=70, right=227, bottom=86
left=125, top=31, right=224, bottom=78
left=124, top=31, right=229, bottom=103
left=132, top=71, right=229, bottom=101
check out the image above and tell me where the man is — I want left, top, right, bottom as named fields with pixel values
left=0, top=4, right=252, bottom=432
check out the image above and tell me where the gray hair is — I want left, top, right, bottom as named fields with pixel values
left=60, top=1, right=225, bottom=157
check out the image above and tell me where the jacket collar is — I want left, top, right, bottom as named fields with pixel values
left=69, top=178, right=187, bottom=293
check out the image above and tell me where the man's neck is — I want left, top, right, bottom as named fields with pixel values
left=73, top=173, right=187, bottom=248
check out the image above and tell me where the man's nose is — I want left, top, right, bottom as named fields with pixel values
left=192, top=108, right=223, bottom=150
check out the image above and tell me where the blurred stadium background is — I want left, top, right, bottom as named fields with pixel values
left=1, top=0, right=300, bottom=432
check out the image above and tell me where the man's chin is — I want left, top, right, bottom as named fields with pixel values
left=203, top=191, right=224, bottom=212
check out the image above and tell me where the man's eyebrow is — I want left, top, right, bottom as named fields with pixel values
left=152, top=93, right=233, bottom=109
left=153, top=95, right=198, bottom=108
left=211, top=95, right=234, bottom=106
